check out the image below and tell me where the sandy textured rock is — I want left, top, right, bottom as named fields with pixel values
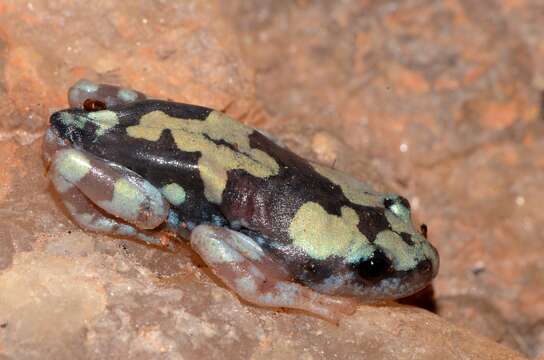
left=0, top=233, right=525, bottom=359
left=0, top=0, right=541, bottom=358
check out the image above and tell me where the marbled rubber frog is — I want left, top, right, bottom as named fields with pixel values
left=43, top=80, right=439, bottom=321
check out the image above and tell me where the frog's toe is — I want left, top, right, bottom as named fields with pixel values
left=190, top=224, right=358, bottom=322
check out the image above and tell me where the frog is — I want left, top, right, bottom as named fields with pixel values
left=43, top=79, right=439, bottom=321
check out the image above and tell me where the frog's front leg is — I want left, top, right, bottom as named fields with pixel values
left=191, top=225, right=359, bottom=322
left=58, top=185, right=173, bottom=248
left=49, top=147, right=172, bottom=248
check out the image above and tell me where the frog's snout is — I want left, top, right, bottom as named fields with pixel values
left=417, top=257, right=437, bottom=283
left=43, top=126, right=70, bottom=165
left=49, top=109, right=89, bottom=146
left=414, top=242, right=440, bottom=290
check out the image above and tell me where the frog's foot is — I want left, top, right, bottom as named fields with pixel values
left=68, top=79, right=148, bottom=109
left=190, top=225, right=359, bottom=322
left=48, top=147, right=173, bottom=249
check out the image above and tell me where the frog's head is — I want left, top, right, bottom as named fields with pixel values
left=48, top=107, right=121, bottom=146
left=344, top=207, right=440, bottom=301
left=290, top=194, right=439, bottom=301
left=45, top=106, right=126, bottom=168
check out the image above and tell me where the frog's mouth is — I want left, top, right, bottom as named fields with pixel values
left=43, top=126, right=71, bottom=166
left=352, top=243, right=439, bottom=301
left=309, top=250, right=439, bottom=301
left=363, top=256, right=439, bottom=300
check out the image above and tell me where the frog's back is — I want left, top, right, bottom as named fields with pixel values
left=67, top=99, right=396, bottom=243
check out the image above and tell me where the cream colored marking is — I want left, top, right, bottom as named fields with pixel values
left=60, top=112, right=83, bottom=129
left=55, top=149, right=92, bottom=184
left=59, top=110, right=119, bottom=137
left=289, top=202, right=372, bottom=262
left=118, top=88, right=138, bottom=102
left=161, top=183, right=186, bottom=206
left=200, top=238, right=244, bottom=264
left=385, top=211, right=416, bottom=237
left=389, top=201, right=411, bottom=223
left=74, top=79, right=99, bottom=92
left=78, top=212, right=102, bottom=228
left=248, top=264, right=265, bottom=278
left=191, top=226, right=245, bottom=264
left=51, top=174, right=73, bottom=193
left=86, top=110, right=119, bottom=136
left=311, top=163, right=382, bottom=207
left=100, top=178, right=145, bottom=220
left=234, top=276, right=258, bottom=294
left=258, top=283, right=298, bottom=305
left=374, top=230, right=420, bottom=271
left=226, top=230, right=265, bottom=262
left=127, top=110, right=280, bottom=203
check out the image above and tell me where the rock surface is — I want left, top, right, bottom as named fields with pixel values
left=0, top=0, right=541, bottom=359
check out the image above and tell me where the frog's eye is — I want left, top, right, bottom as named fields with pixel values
left=383, top=195, right=411, bottom=222
left=83, top=98, right=107, bottom=112
left=352, top=249, right=393, bottom=281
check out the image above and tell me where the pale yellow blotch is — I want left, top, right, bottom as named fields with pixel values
left=59, top=110, right=118, bottom=137
left=192, top=229, right=244, bottom=264
left=110, top=177, right=145, bottom=219
left=388, top=202, right=411, bottom=223
left=312, top=163, right=382, bottom=207
left=51, top=175, right=73, bottom=193
left=161, top=183, right=186, bottom=206
left=86, top=110, right=119, bottom=136
left=55, top=149, right=92, bottom=184
left=126, top=110, right=279, bottom=203
left=385, top=210, right=416, bottom=236
left=235, top=276, right=258, bottom=294
left=374, top=230, right=419, bottom=271
left=117, top=88, right=138, bottom=102
left=60, top=112, right=84, bottom=129
left=289, top=202, right=373, bottom=262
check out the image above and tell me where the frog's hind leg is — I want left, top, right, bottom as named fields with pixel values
left=49, top=147, right=173, bottom=248
left=190, top=225, right=359, bottom=322
left=68, top=79, right=148, bottom=109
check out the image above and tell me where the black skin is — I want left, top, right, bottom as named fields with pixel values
left=50, top=100, right=423, bottom=288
